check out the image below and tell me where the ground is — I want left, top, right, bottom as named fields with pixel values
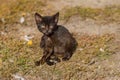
left=0, top=0, right=120, bottom=80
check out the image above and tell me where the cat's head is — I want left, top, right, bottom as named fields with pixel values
left=35, top=12, right=59, bottom=36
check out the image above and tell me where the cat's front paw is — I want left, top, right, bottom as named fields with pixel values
left=46, top=61, right=55, bottom=66
left=35, top=60, right=45, bottom=66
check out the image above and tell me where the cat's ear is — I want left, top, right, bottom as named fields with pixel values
left=53, top=12, right=59, bottom=23
left=35, top=13, right=42, bottom=24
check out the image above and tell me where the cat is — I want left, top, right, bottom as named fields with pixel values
left=36, top=35, right=60, bottom=66
left=35, top=12, right=77, bottom=66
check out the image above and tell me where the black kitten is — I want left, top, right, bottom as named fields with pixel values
left=35, top=12, right=77, bottom=66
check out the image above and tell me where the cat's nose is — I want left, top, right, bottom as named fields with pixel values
left=46, top=26, right=49, bottom=30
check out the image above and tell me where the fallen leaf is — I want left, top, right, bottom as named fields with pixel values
left=20, top=17, right=25, bottom=24
left=27, top=40, right=33, bottom=46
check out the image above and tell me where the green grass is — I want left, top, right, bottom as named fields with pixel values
left=61, top=6, right=120, bottom=23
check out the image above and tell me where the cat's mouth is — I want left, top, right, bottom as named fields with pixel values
left=44, top=32, right=52, bottom=36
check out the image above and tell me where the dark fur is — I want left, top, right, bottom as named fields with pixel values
left=35, top=12, right=77, bottom=66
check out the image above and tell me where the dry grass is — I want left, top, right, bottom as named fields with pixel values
left=0, top=33, right=115, bottom=79
left=0, top=1, right=120, bottom=26
left=0, top=0, right=119, bottom=79
left=0, top=0, right=46, bottom=25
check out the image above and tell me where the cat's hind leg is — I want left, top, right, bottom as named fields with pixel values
left=62, top=52, right=73, bottom=61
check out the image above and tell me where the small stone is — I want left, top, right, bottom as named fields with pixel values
left=9, top=59, right=14, bottom=63
left=24, top=35, right=34, bottom=41
left=12, top=74, right=25, bottom=80
left=78, top=48, right=84, bottom=51
left=20, top=17, right=25, bottom=24
left=100, top=48, right=105, bottom=52
left=1, top=18, right=5, bottom=23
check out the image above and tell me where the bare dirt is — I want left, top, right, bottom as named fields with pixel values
left=47, top=0, right=120, bottom=10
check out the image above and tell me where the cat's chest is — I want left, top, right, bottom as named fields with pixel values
left=50, top=34, right=60, bottom=44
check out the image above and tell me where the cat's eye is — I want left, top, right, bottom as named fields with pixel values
left=41, top=25, right=45, bottom=29
left=49, top=26, right=53, bottom=29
